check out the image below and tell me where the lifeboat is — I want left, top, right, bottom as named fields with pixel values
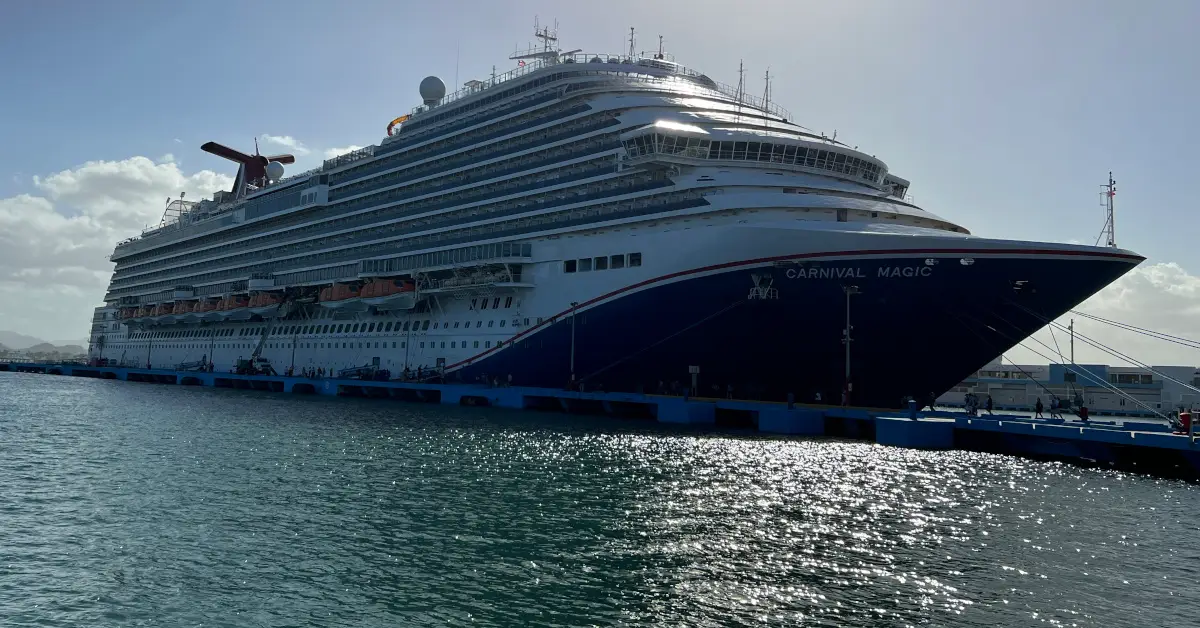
left=318, top=283, right=365, bottom=311
left=120, top=307, right=139, bottom=320
left=248, top=292, right=284, bottom=315
left=197, top=299, right=219, bottom=312
left=212, top=295, right=251, bottom=321
left=172, top=301, right=194, bottom=315
left=217, top=295, right=249, bottom=311
left=135, top=306, right=152, bottom=318
left=361, top=279, right=417, bottom=310
left=153, top=303, right=174, bottom=317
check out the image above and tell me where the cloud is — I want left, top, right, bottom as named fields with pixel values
left=173, top=138, right=182, bottom=144
left=0, top=157, right=231, bottom=341
left=324, top=145, right=364, bottom=160
left=260, top=134, right=310, bottom=156
left=1005, top=262, right=1200, bottom=367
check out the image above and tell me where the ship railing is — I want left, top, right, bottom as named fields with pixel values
left=406, top=52, right=791, bottom=122
left=323, top=146, right=376, bottom=170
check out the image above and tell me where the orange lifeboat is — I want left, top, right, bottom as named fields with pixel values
left=320, top=283, right=360, bottom=302
left=135, top=306, right=151, bottom=317
left=217, top=295, right=249, bottom=311
left=361, top=279, right=416, bottom=298
left=197, top=300, right=219, bottom=312
left=172, top=301, right=194, bottom=315
left=154, top=303, right=174, bottom=316
left=248, top=292, right=283, bottom=308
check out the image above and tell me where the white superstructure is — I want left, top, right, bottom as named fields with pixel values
left=87, top=29, right=1142, bottom=407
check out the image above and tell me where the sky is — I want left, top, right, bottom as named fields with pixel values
left=0, top=0, right=1197, bottom=365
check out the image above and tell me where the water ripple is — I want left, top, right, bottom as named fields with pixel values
left=0, top=372, right=1196, bottom=626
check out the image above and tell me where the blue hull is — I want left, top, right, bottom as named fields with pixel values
left=454, top=252, right=1138, bottom=408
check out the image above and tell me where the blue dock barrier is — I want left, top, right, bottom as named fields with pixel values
left=4, top=362, right=1198, bottom=479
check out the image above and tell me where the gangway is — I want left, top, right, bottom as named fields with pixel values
left=337, top=364, right=391, bottom=381
left=177, top=358, right=208, bottom=371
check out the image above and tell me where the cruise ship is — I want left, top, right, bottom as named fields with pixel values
left=86, top=29, right=1144, bottom=408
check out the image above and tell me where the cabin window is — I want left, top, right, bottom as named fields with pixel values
left=392, top=342, right=397, bottom=348
left=595, top=256, right=608, bottom=270
left=480, top=299, right=488, bottom=310
left=492, top=297, right=500, bottom=309
left=368, top=323, right=376, bottom=332
left=500, top=320, right=506, bottom=327
left=564, top=260, right=577, bottom=273
left=403, top=321, right=411, bottom=331
left=420, top=342, right=425, bottom=348
left=486, top=341, right=492, bottom=348
left=385, top=322, right=393, bottom=332
left=505, top=297, right=513, bottom=308
left=440, top=342, right=446, bottom=348
left=610, top=255, right=625, bottom=269
left=451, top=342, right=456, bottom=348
left=474, top=341, right=480, bottom=348
left=629, top=252, right=642, bottom=267
left=578, top=258, right=593, bottom=272
left=453, top=322, right=460, bottom=328
left=476, top=321, right=482, bottom=328
left=836, top=209, right=848, bottom=222
left=488, top=320, right=494, bottom=327
left=421, top=320, right=430, bottom=330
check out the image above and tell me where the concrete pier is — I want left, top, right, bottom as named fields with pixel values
left=875, top=416, right=956, bottom=449
left=4, top=361, right=1198, bottom=479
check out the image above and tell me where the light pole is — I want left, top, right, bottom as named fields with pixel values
left=569, top=301, right=579, bottom=387
left=842, top=285, right=859, bottom=405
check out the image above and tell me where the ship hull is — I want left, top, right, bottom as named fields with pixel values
left=455, top=250, right=1140, bottom=408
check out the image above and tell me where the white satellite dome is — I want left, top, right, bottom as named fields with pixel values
left=420, top=76, right=446, bottom=104
left=265, top=161, right=285, bottom=181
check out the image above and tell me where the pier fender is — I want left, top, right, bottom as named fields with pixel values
left=657, top=400, right=716, bottom=425
left=875, top=416, right=955, bottom=449
left=488, top=389, right=526, bottom=410
left=758, top=408, right=825, bottom=435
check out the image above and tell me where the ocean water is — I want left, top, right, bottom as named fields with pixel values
left=1, top=371, right=1197, bottom=627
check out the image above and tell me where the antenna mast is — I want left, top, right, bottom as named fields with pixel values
left=656, top=35, right=664, bottom=59
left=763, top=68, right=771, bottom=109
left=628, top=27, right=636, bottom=59
left=735, top=60, right=746, bottom=124
left=1103, top=171, right=1117, bottom=248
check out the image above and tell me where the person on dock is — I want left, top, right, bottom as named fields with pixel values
left=926, top=392, right=937, bottom=413
left=985, top=395, right=994, bottom=415
left=1035, top=397, right=1044, bottom=418
left=1049, top=397, right=1063, bottom=419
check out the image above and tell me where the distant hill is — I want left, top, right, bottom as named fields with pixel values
left=24, top=342, right=86, bottom=355
left=0, top=331, right=46, bottom=350
left=0, top=331, right=87, bottom=356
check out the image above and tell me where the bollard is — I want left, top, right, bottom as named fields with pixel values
left=907, top=398, right=918, bottom=420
